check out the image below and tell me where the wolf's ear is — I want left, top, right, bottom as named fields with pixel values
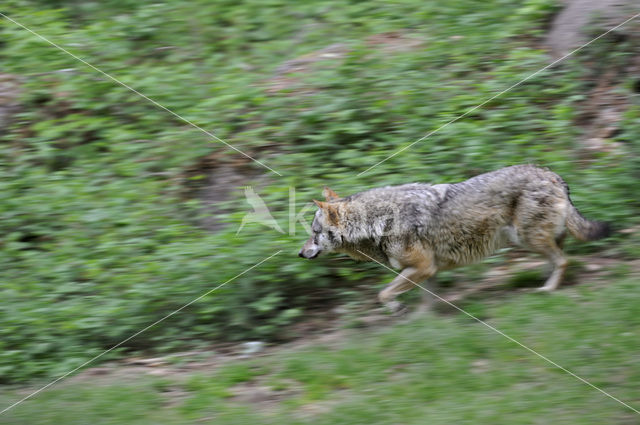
left=313, top=199, right=340, bottom=225
left=313, top=199, right=327, bottom=209
left=322, top=186, right=340, bottom=201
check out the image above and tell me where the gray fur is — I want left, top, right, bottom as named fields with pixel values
left=299, top=165, right=611, bottom=312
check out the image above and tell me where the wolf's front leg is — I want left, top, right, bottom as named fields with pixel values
left=378, top=266, right=435, bottom=315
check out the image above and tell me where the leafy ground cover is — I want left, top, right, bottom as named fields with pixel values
left=0, top=0, right=639, bottom=387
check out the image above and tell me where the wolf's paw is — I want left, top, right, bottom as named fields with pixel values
left=385, top=301, right=408, bottom=316
left=410, top=303, right=432, bottom=318
left=533, top=286, right=555, bottom=293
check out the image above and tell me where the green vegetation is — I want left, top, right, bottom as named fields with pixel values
left=2, top=272, right=640, bottom=424
left=1, top=0, right=639, bottom=390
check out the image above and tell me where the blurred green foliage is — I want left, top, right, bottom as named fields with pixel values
left=0, top=0, right=639, bottom=382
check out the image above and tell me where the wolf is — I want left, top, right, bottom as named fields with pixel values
left=298, top=165, right=611, bottom=313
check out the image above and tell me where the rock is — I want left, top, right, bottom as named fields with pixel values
left=240, top=341, right=265, bottom=356
left=585, top=263, right=603, bottom=272
left=545, top=0, right=633, bottom=59
left=124, top=357, right=167, bottom=366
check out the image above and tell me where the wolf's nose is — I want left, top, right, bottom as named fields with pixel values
left=298, top=251, right=304, bottom=258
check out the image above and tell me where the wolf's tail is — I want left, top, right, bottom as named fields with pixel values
left=566, top=203, right=611, bottom=241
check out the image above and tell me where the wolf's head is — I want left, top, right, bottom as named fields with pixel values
left=298, top=187, right=343, bottom=259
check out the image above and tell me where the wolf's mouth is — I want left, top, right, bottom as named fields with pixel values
left=298, top=249, right=321, bottom=259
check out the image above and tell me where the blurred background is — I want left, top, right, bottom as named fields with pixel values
left=1, top=0, right=640, bottom=423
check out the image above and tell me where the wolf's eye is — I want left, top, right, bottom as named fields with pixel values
left=327, top=230, right=334, bottom=241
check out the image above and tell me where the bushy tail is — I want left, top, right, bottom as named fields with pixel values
left=566, top=204, right=611, bottom=241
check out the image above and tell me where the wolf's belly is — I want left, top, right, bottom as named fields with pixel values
left=433, top=225, right=509, bottom=268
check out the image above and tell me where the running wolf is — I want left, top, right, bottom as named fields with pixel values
left=298, top=165, right=610, bottom=313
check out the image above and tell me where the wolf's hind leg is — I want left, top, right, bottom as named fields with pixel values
left=524, top=236, right=568, bottom=292
left=517, top=202, right=569, bottom=292
left=536, top=247, right=568, bottom=292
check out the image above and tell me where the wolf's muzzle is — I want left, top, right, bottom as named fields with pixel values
left=298, top=248, right=320, bottom=259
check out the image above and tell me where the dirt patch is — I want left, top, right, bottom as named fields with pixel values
left=574, top=66, right=634, bottom=157
left=228, top=378, right=301, bottom=414
left=181, top=153, right=266, bottom=232
left=576, top=72, right=627, bottom=155
left=265, top=43, right=349, bottom=95
left=365, top=31, right=424, bottom=54
left=293, top=390, right=351, bottom=419
left=543, top=0, right=640, bottom=156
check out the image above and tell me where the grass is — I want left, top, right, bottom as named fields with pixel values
left=2, top=265, right=639, bottom=424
